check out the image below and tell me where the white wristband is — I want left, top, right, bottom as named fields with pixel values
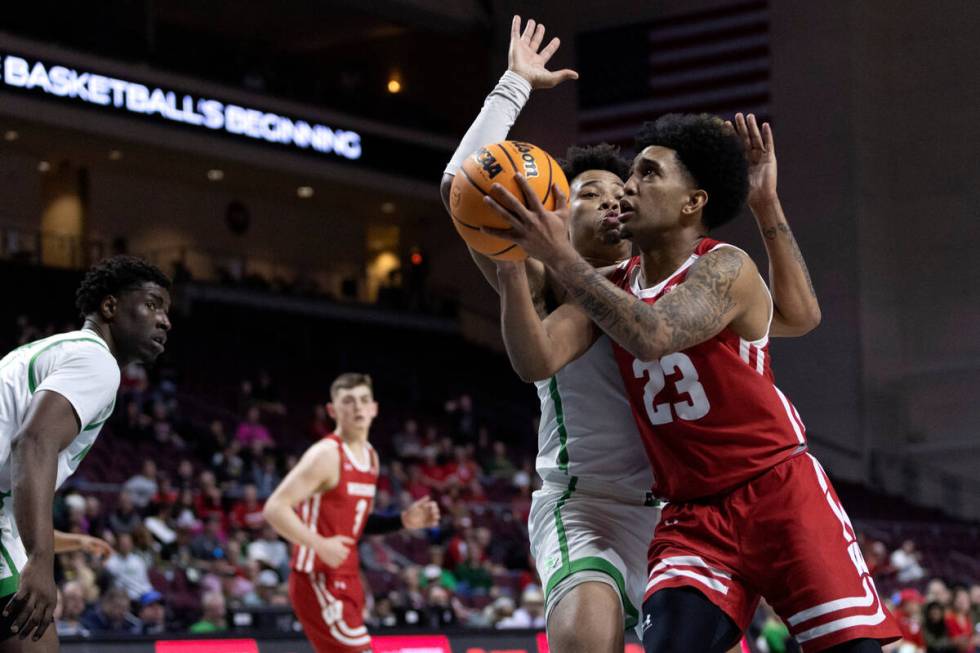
left=444, top=70, right=533, bottom=176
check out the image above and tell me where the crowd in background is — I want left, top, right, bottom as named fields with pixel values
left=7, top=316, right=978, bottom=647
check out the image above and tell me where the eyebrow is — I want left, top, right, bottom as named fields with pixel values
left=577, top=179, right=624, bottom=190
left=634, top=157, right=664, bottom=175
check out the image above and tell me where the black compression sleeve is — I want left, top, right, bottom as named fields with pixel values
left=363, top=512, right=403, bottom=535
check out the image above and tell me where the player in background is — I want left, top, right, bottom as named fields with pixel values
left=0, top=255, right=171, bottom=651
left=263, top=373, right=439, bottom=653
left=482, top=113, right=899, bottom=652
left=441, top=16, right=821, bottom=653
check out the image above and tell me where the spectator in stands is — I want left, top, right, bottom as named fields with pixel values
left=109, top=492, right=142, bottom=534
left=84, top=496, right=108, bottom=538
left=393, top=418, right=422, bottom=459
left=81, top=586, right=143, bottom=635
left=55, top=581, right=91, bottom=638
left=191, top=514, right=228, bottom=565
left=454, top=543, right=494, bottom=598
left=944, top=587, right=975, bottom=652
left=252, top=453, right=281, bottom=497
left=231, top=483, right=265, bottom=533
left=445, top=393, right=477, bottom=441
left=247, top=524, right=290, bottom=578
left=175, top=459, right=196, bottom=491
left=484, top=441, right=516, bottom=480
left=893, top=589, right=926, bottom=650
left=891, top=539, right=927, bottom=583
left=310, top=404, right=331, bottom=440
left=970, top=584, right=980, bottom=630
left=927, top=579, right=953, bottom=607
left=119, top=400, right=152, bottom=441
left=195, top=471, right=226, bottom=524
left=235, top=405, right=274, bottom=451
left=119, top=361, right=149, bottom=402
left=496, top=585, right=545, bottom=629
left=420, top=450, right=451, bottom=494
left=211, top=440, right=246, bottom=487
left=189, top=591, right=228, bottom=633
left=104, top=532, right=154, bottom=601
left=419, top=546, right=456, bottom=592
left=923, top=600, right=957, bottom=653
left=138, top=590, right=168, bottom=635
left=124, top=459, right=159, bottom=509
left=423, top=585, right=458, bottom=630
left=253, top=369, right=287, bottom=415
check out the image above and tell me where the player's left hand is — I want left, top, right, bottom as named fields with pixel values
left=482, top=175, right=574, bottom=266
left=727, top=112, right=777, bottom=207
left=401, top=496, right=440, bottom=529
left=78, top=534, right=114, bottom=559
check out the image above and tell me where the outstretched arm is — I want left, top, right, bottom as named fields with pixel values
left=497, top=261, right=596, bottom=382
left=483, top=177, right=767, bottom=362
left=440, top=15, right=576, bottom=297
left=729, top=113, right=821, bottom=336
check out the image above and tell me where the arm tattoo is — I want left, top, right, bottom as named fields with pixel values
left=554, top=248, right=745, bottom=359
left=766, top=222, right=817, bottom=298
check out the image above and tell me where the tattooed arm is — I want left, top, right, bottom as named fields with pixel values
left=548, top=246, right=766, bottom=362
left=730, top=113, right=821, bottom=336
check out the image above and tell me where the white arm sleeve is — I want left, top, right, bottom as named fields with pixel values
left=444, top=71, right=533, bottom=176
left=34, top=342, right=120, bottom=431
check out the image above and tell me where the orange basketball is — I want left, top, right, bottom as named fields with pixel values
left=449, top=140, right=569, bottom=261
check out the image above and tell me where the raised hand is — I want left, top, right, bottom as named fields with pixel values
left=508, top=15, right=579, bottom=90
left=727, top=112, right=777, bottom=206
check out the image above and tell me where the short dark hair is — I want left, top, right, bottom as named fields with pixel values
left=559, top=143, right=630, bottom=183
left=330, top=373, right=373, bottom=399
left=75, top=255, right=171, bottom=318
left=635, top=113, right=748, bottom=230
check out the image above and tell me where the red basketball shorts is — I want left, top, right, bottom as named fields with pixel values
left=646, top=453, right=900, bottom=652
left=288, top=571, right=371, bottom=653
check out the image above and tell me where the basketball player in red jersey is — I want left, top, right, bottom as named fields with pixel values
left=263, top=373, right=439, bottom=653
left=482, top=115, right=900, bottom=652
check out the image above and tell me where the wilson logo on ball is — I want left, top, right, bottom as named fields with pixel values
left=512, top=141, right=540, bottom=178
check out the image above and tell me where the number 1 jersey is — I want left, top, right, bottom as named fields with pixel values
left=290, top=433, right=379, bottom=576
left=612, top=239, right=807, bottom=502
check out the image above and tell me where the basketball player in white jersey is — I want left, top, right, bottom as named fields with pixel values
left=0, top=255, right=171, bottom=650
left=441, top=16, right=821, bottom=653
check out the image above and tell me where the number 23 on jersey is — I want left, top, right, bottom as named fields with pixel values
left=632, top=353, right=711, bottom=425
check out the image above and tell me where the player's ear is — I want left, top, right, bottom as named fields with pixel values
left=326, top=402, right=337, bottom=420
left=682, top=189, right=708, bottom=216
left=100, top=294, right=119, bottom=321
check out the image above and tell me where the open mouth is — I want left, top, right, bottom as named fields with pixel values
left=151, top=335, right=167, bottom=350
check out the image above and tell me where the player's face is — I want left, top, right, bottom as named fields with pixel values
left=620, top=146, right=702, bottom=246
left=112, top=282, right=172, bottom=365
left=568, top=170, right=631, bottom=262
left=328, top=385, right=378, bottom=434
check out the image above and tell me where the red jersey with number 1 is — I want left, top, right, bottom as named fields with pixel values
left=612, top=238, right=808, bottom=502
left=291, top=433, right=379, bottom=576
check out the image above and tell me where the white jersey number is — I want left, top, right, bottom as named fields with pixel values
left=352, top=498, right=368, bottom=535
left=633, top=353, right=710, bottom=424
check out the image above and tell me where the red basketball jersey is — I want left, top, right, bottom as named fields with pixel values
left=291, top=433, right=379, bottom=576
left=612, top=238, right=808, bottom=501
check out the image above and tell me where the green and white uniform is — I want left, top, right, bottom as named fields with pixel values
left=0, top=331, right=119, bottom=596
left=529, top=333, right=659, bottom=633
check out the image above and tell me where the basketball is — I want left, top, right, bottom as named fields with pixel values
left=449, top=141, right=569, bottom=261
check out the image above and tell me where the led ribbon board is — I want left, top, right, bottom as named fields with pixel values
left=0, top=53, right=362, bottom=160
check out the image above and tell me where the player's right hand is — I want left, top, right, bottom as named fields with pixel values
left=3, top=556, right=57, bottom=641
left=313, top=535, right=356, bottom=569
left=508, top=15, right=578, bottom=90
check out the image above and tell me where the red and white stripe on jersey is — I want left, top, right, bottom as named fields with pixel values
left=612, top=238, right=809, bottom=501
left=295, top=493, right=323, bottom=573
left=788, top=455, right=889, bottom=647
left=308, top=573, right=370, bottom=649
left=290, top=434, right=379, bottom=577
left=646, top=555, right=733, bottom=597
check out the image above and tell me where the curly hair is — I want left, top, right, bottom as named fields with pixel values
left=635, top=113, right=748, bottom=230
left=559, top=143, right=631, bottom=183
left=75, top=255, right=171, bottom=318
